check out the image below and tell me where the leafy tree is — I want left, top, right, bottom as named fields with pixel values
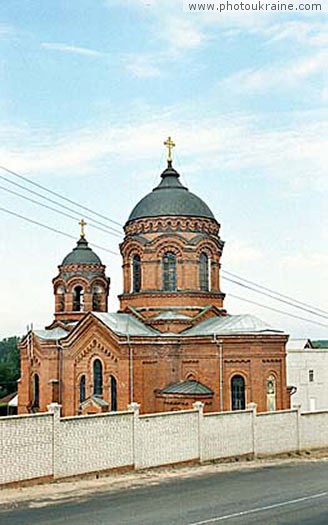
left=0, top=336, right=20, bottom=398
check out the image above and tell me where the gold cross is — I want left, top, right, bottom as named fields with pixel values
left=79, top=219, right=87, bottom=238
left=164, top=136, right=175, bottom=163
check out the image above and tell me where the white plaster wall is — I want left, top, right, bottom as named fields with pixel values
left=202, top=410, right=253, bottom=461
left=135, top=410, right=199, bottom=469
left=287, top=349, right=328, bottom=411
left=0, top=413, right=53, bottom=484
left=255, top=410, right=298, bottom=456
left=300, top=411, right=328, bottom=450
left=57, top=412, right=134, bottom=477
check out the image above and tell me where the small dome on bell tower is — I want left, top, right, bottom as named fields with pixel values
left=52, top=220, right=110, bottom=323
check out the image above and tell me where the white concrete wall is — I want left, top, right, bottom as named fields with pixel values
left=0, top=413, right=53, bottom=484
left=255, top=410, right=298, bottom=456
left=300, top=411, right=328, bottom=450
left=1, top=406, right=328, bottom=486
left=202, top=410, right=253, bottom=461
left=287, top=348, right=328, bottom=411
left=57, top=412, right=134, bottom=477
left=135, top=410, right=199, bottom=469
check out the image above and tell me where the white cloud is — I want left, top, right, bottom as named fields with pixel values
left=124, top=54, right=161, bottom=78
left=223, top=240, right=264, bottom=266
left=1, top=108, right=327, bottom=191
left=264, top=21, right=328, bottom=47
left=282, top=253, right=328, bottom=271
left=41, top=42, right=104, bottom=57
left=159, top=17, right=205, bottom=50
left=220, top=50, right=328, bottom=92
left=0, top=23, right=14, bottom=38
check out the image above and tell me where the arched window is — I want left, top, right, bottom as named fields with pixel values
left=163, top=252, right=177, bottom=291
left=199, top=252, right=209, bottom=291
left=93, top=359, right=103, bottom=397
left=79, top=375, right=86, bottom=403
left=110, top=376, right=117, bottom=411
left=231, top=375, right=245, bottom=410
left=266, top=375, right=276, bottom=412
left=73, top=285, right=84, bottom=312
left=132, top=254, right=141, bottom=293
left=92, top=285, right=103, bottom=311
left=32, top=373, right=40, bottom=408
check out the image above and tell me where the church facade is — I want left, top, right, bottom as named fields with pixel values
left=18, top=140, right=290, bottom=416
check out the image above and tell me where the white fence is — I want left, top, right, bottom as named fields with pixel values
left=0, top=413, right=53, bottom=485
left=135, top=409, right=199, bottom=469
left=0, top=402, right=327, bottom=486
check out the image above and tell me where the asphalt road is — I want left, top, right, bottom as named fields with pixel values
left=0, top=461, right=327, bottom=525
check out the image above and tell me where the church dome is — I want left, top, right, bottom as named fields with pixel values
left=128, top=163, right=215, bottom=222
left=61, top=237, right=102, bottom=266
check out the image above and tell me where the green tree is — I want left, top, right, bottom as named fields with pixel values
left=0, top=336, right=20, bottom=398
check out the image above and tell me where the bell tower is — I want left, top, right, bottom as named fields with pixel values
left=52, top=221, right=110, bottom=323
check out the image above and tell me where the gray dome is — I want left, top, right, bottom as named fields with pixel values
left=61, top=237, right=102, bottom=266
left=128, top=164, right=215, bottom=222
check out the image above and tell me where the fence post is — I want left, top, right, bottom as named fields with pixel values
left=193, top=401, right=204, bottom=463
left=128, top=402, right=140, bottom=470
left=295, top=404, right=302, bottom=453
left=47, top=403, right=61, bottom=479
left=247, top=402, right=257, bottom=458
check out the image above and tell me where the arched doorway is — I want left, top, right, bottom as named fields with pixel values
left=231, top=375, right=246, bottom=410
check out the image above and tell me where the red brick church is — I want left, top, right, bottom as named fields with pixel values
left=18, top=139, right=290, bottom=416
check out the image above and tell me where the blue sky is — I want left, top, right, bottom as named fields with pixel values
left=0, top=0, right=327, bottom=339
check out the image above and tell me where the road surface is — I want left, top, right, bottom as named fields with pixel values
left=0, top=460, right=327, bottom=524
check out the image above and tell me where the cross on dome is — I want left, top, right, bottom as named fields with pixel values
left=164, top=136, right=175, bottom=164
left=79, top=219, right=87, bottom=239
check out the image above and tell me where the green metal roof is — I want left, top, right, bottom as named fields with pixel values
left=159, top=380, right=213, bottom=395
left=184, top=314, right=284, bottom=336
left=61, top=237, right=102, bottom=266
left=311, top=340, right=328, bottom=349
left=128, top=163, right=215, bottom=221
